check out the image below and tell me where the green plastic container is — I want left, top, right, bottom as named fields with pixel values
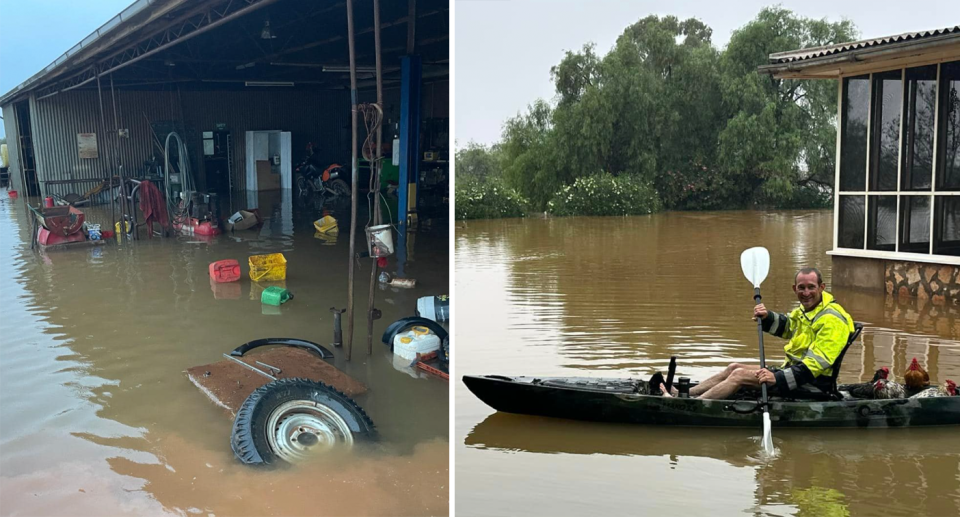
left=261, top=286, right=292, bottom=306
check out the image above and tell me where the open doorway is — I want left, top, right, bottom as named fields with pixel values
left=14, top=101, right=40, bottom=196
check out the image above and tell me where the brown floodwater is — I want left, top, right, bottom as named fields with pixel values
left=455, top=211, right=960, bottom=517
left=0, top=191, right=448, bottom=516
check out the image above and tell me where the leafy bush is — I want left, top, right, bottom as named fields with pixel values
left=656, top=162, right=748, bottom=210
left=547, top=173, right=663, bottom=216
left=455, top=177, right=528, bottom=220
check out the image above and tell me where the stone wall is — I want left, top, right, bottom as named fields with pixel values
left=885, top=260, right=960, bottom=306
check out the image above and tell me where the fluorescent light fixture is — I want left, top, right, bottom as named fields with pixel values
left=244, top=81, right=294, bottom=87
left=322, top=66, right=376, bottom=73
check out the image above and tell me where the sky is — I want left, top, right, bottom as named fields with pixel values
left=456, top=0, right=960, bottom=145
left=0, top=0, right=132, bottom=138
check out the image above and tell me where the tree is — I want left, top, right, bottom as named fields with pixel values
left=718, top=7, right=857, bottom=206
left=455, top=141, right=502, bottom=182
left=500, top=99, right=561, bottom=210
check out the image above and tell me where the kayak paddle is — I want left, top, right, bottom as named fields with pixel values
left=740, top=246, right=775, bottom=456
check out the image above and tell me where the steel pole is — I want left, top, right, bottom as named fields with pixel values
left=345, top=0, right=359, bottom=360
left=366, top=0, right=385, bottom=355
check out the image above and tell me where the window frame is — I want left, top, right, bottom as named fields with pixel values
left=831, top=60, right=960, bottom=265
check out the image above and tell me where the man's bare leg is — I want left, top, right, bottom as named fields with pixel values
left=688, top=363, right=751, bottom=397
left=698, top=368, right=763, bottom=400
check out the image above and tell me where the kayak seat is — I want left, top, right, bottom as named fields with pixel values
left=786, top=322, right=864, bottom=402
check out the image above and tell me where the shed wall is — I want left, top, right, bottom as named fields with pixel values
left=29, top=88, right=351, bottom=197
left=2, top=103, right=22, bottom=192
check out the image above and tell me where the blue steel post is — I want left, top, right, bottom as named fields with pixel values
left=398, top=55, right=421, bottom=235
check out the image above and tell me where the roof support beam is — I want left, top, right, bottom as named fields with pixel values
left=34, top=0, right=283, bottom=98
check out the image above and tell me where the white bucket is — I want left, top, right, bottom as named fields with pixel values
left=392, top=326, right=441, bottom=361
left=366, top=224, right=394, bottom=257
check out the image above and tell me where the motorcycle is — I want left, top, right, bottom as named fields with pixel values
left=295, top=143, right=351, bottom=199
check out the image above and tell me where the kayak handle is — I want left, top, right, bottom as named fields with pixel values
left=724, top=400, right=769, bottom=414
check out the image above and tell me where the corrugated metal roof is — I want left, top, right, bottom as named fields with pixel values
left=769, top=26, right=960, bottom=64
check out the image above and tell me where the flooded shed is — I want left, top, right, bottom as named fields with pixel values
left=0, top=0, right=449, bottom=226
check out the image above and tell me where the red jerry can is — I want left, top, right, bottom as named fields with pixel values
left=209, top=259, right=241, bottom=283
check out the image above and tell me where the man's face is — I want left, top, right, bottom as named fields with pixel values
left=793, top=272, right=824, bottom=311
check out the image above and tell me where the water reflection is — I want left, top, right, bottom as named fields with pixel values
left=466, top=413, right=960, bottom=516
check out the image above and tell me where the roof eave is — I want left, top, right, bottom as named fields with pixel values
left=759, top=32, right=960, bottom=79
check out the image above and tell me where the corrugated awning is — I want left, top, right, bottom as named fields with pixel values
left=758, top=25, right=960, bottom=79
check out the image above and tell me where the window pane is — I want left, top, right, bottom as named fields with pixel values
left=934, top=196, right=960, bottom=256
left=869, top=71, right=901, bottom=191
left=840, top=76, right=869, bottom=191
left=838, top=195, right=865, bottom=249
left=902, top=65, right=937, bottom=190
left=938, top=61, right=960, bottom=190
left=900, top=195, right=931, bottom=253
left=868, top=196, right=897, bottom=250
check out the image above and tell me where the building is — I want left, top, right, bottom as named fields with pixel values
left=1, top=0, right=448, bottom=224
left=760, top=26, right=960, bottom=304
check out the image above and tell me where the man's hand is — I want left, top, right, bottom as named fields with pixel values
left=753, top=303, right=768, bottom=321
left=755, top=368, right=775, bottom=386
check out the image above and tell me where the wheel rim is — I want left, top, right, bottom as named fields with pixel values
left=332, top=182, right=349, bottom=197
left=266, top=400, right=354, bottom=463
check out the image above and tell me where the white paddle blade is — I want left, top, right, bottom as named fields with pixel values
left=761, top=412, right=775, bottom=455
left=740, top=247, right=771, bottom=288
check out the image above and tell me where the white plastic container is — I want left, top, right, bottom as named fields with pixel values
left=392, top=326, right=441, bottom=360
left=416, top=295, right=449, bottom=322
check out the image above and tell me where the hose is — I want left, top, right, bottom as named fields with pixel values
left=358, top=103, right=385, bottom=229
left=164, top=132, right=194, bottom=227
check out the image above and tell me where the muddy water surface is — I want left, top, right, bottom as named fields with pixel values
left=456, top=211, right=960, bottom=517
left=0, top=191, right=448, bottom=516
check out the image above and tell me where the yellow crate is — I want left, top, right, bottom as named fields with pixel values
left=248, top=253, right=287, bottom=282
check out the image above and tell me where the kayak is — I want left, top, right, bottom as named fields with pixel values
left=462, top=375, right=960, bottom=428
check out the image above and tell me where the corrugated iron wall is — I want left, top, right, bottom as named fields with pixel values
left=29, top=87, right=351, bottom=197
left=2, top=103, right=22, bottom=192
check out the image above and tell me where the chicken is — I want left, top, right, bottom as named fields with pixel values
left=873, top=378, right=906, bottom=399
left=904, top=357, right=930, bottom=392
left=909, top=380, right=957, bottom=398
left=840, top=367, right=890, bottom=399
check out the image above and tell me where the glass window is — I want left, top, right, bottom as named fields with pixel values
left=867, top=195, right=897, bottom=250
left=899, top=195, right=931, bottom=253
left=840, top=76, right=870, bottom=192
left=838, top=195, right=865, bottom=249
left=901, top=65, right=937, bottom=190
left=934, top=196, right=960, bottom=255
left=869, top=71, right=901, bottom=191
left=937, top=61, right=960, bottom=190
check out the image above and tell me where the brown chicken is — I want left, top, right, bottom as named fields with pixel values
left=904, top=357, right=930, bottom=392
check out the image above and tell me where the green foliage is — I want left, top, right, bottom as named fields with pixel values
left=547, top=173, right=662, bottom=217
left=487, top=8, right=858, bottom=214
left=500, top=100, right=563, bottom=210
left=455, top=141, right=502, bottom=181
left=717, top=7, right=857, bottom=205
left=455, top=176, right=528, bottom=220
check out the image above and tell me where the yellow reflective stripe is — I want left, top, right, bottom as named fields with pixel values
left=802, top=349, right=833, bottom=370
left=811, top=308, right=846, bottom=326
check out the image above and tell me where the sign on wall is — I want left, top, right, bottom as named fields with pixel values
left=77, top=133, right=98, bottom=159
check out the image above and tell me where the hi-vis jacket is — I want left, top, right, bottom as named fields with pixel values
left=761, top=291, right=854, bottom=392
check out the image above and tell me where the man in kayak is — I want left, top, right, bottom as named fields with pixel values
left=662, top=267, right=855, bottom=399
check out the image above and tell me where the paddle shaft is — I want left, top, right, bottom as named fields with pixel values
left=754, top=288, right=770, bottom=406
